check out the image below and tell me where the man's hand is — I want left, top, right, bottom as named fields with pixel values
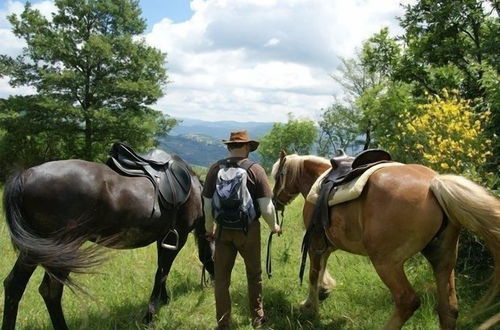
left=271, top=224, right=281, bottom=236
left=205, top=231, right=215, bottom=242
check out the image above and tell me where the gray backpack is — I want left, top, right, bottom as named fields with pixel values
left=212, top=159, right=259, bottom=231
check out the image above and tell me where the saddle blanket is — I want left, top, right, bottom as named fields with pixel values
left=306, top=162, right=404, bottom=206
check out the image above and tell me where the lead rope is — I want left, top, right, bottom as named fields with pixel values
left=266, top=208, right=284, bottom=279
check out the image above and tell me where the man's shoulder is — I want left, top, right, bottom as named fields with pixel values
left=248, top=161, right=265, bottom=172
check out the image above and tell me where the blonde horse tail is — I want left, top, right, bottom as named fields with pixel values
left=430, top=174, right=500, bottom=308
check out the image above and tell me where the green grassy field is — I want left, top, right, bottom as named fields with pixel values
left=0, top=186, right=495, bottom=329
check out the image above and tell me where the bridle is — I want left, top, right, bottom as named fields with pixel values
left=272, top=156, right=299, bottom=210
left=267, top=155, right=299, bottom=278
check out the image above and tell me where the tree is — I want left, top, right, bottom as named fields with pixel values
left=319, top=54, right=382, bottom=154
left=0, top=0, right=176, bottom=168
left=356, top=81, right=416, bottom=159
left=317, top=104, right=361, bottom=157
left=398, top=0, right=499, bottom=167
left=258, top=115, right=317, bottom=170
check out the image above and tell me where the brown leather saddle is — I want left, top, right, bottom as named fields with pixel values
left=106, top=142, right=192, bottom=211
left=314, top=149, right=392, bottom=226
left=299, top=149, right=392, bottom=283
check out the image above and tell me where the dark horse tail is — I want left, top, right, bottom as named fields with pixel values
left=3, top=171, right=105, bottom=287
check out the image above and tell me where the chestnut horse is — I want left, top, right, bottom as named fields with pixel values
left=2, top=157, right=214, bottom=330
left=271, top=151, right=500, bottom=330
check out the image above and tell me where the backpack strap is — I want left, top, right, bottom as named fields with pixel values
left=237, top=159, right=255, bottom=171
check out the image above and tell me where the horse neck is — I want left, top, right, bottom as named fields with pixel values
left=295, top=159, right=331, bottom=198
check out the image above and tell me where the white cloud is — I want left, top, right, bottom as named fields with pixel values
left=1, top=0, right=412, bottom=122
left=145, top=0, right=411, bottom=122
left=0, top=0, right=57, bottom=98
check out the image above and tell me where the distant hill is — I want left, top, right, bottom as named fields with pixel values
left=170, top=118, right=274, bottom=140
left=158, top=134, right=226, bottom=167
left=159, top=119, right=273, bottom=167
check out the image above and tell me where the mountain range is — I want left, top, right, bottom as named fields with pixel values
left=158, top=119, right=274, bottom=167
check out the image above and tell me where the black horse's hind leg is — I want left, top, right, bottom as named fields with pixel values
left=38, top=271, right=70, bottom=330
left=2, top=256, right=36, bottom=330
left=144, top=232, right=189, bottom=324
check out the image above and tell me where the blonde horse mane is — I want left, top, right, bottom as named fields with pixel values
left=271, top=154, right=331, bottom=186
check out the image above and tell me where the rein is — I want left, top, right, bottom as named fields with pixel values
left=266, top=207, right=284, bottom=279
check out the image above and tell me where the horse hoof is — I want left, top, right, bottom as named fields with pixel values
left=318, top=287, right=331, bottom=301
left=143, top=305, right=156, bottom=324
left=300, top=300, right=319, bottom=316
left=143, top=313, right=153, bottom=325
left=160, top=295, right=171, bottom=306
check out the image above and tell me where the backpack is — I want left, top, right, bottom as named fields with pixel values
left=212, top=159, right=260, bottom=231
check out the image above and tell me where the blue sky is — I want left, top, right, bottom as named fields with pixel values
left=0, top=0, right=194, bottom=27
left=0, top=0, right=409, bottom=122
left=139, top=0, right=193, bottom=29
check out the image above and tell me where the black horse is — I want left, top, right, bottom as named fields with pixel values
left=2, top=153, right=214, bottom=329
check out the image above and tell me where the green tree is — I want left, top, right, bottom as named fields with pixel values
left=317, top=104, right=360, bottom=157
left=258, top=115, right=317, bottom=170
left=0, top=0, right=176, bottom=169
left=319, top=55, right=382, bottom=154
left=398, top=0, right=499, bottom=167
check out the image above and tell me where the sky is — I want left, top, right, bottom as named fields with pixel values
left=0, top=0, right=412, bottom=122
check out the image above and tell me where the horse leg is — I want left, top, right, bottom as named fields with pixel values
left=2, top=256, right=36, bottom=330
left=371, top=261, right=421, bottom=330
left=195, top=217, right=215, bottom=281
left=38, top=271, right=70, bottom=330
left=422, top=225, right=460, bottom=330
left=300, top=250, right=323, bottom=315
left=318, top=248, right=336, bottom=301
left=144, top=232, right=189, bottom=324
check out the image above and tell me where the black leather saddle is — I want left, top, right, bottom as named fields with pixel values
left=107, top=142, right=192, bottom=211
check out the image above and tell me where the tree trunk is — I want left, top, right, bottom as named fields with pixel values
left=363, top=128, right=371, bottom=150
left=84, top=117, right=92, bottom=160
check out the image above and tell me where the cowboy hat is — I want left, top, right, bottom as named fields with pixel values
left=222, top=130, right=260, bottom=152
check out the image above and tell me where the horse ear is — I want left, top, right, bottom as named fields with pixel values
left=279, top=149, right=287, bottom=160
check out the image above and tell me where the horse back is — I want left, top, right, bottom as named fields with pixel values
left=21, top=159, right=160, bottom=235
left=326, top=164, right=445, bottom=258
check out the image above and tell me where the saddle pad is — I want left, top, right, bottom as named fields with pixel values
left=306, top=162, right=404, bottom=206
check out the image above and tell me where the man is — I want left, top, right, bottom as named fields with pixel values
left=203, top=130, right=281, bottom=329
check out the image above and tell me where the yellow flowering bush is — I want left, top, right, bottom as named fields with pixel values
left=384, top=90, right=491, bottom=173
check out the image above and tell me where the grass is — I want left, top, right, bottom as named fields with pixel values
left=0, top=186, right=496, bottom=329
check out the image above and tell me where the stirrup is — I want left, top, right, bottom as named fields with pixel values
left=161, top=229, right=179, bottom=250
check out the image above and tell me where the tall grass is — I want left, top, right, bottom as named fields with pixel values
left=0, top=186, right=494, bottom=329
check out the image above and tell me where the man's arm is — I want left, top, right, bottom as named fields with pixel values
left=257, top=197, right=280, bottom=234
left=201, top=164, right=219, bottom=241
left=203, top=197, right=216, bottom=235
left=252, top=164, right=281, bottom=234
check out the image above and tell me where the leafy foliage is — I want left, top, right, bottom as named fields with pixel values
left=317, top=104, right=361, bottom=157
left=322, top=0, right=499, bottom=278
left=318, top=55, right=379, bottom=154
left=258, top=115, right=317, bottom=170
left=0, top=0, right=176, bottom=178
left=398, top=0, right=499, bottom=166
left=383, top=90, right=491, bottom=172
